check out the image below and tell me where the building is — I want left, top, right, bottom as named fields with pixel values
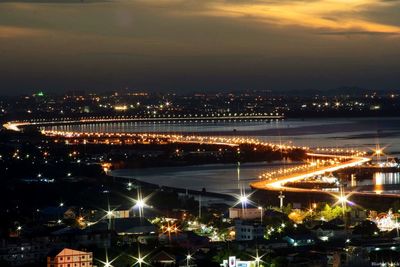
left=158, top=231, right=209, bottom=248
left=229, top=207, right=262, bottom=220
left=113, top=217, right=157, bottom=235
left=234, top=220, right=264, bottom=241
left=149, top=250, right=176, bottom=266
left=283, top=233, right=315, bottom=247
left=311, top=221, right=347, bottom=241
left=51, top=224, right=112, bottom=249
left=0, top=239, right=59, bottom=266
left=47, top=248, right=93, bottom=267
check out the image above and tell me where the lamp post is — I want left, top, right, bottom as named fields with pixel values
left=338, top=186, right=348, bottom=228
left=240, top=194, right=248, bottom=216
left=254, top=249, right=262, bottom=267
left=135, top=189, right=146, bottom=218
left=186, top=254, right=192, bottom=267
left=258, top=206, right=263, bottom=223
left=106, top=210, right=114, bottom=230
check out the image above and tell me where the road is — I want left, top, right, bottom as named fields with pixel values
left=251, top=153, right=371, bottom=193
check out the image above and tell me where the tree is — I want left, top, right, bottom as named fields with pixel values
left=270, top=256, right=288, bottom=267
left=319, top=204, right=347, bottom=221
left=288, top=210, right=309, bottom=223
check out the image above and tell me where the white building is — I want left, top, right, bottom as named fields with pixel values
left=47, top=248, right=93, bottom=267
left=234, top=220, right=264, bottom=241
left=229, top=207, right=262, bottom=220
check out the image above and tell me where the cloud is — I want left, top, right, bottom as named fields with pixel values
left=318, top=30, right=400, bottom=36
left=0, top=0, right=109, bottom=3
left=2, top=0, right=400, bottom=35
left=196, top=0, right=400, bottom=34
left=0, top=25, right=49, bottom=38
left=1, top=0, right=400, bottom=93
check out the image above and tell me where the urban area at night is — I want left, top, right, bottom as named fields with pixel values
left=1, top=1, right=400, bottom=267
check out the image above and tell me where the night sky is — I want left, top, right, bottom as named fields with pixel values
left=1, top=0, right=400, bottom=94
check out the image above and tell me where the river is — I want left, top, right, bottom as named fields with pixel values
left=44, top=117, right=400, bottom=194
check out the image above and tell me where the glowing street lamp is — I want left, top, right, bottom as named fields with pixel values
left=337, top=189, right=348, bottom=216
left=372, top=145, right=386, bottom=164
left=239, top=195, right=248, bottom=204
left=97, top=249, right=119, bottom=267
left=186, top=253, right=193, bottom=267
left=136, top=199, right=145, bottom=209
left=130, top=189, right=153, bottom=218
left=107, top=210, right=114, bottom=217
left=252, top=249, right=265, bottom=267
left=131, top=247, right=148, bottom=267
left=134, top=197, right=146, bottom=218
left=338, top=195, right=347, bottom=204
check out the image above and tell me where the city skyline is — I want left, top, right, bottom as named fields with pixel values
left=1, top=0, right=400, bottom=94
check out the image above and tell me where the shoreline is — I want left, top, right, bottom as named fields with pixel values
left=107, top=172, right=237, bottom=203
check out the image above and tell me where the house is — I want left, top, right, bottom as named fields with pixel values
left=87, top=204, right=132, bottom=221
left=51, top=224, right=112, bottom=249
left=234, top=220, right=264, bottom=241
left=283, top=233, right=315, bottom=246
left=113, top=217, right=157, bottom=235
left=47, top=248, right=93, bottom=267
left=311, top=221, right=347, bottom=241
left=229, top=207, right=262, bottom=220
left=0, top=239, right=60, bottom=267
left=110, top=217, right=157, bottom=246
left=149, top=250, right=176, bottom=266
left=158, top=231, right=209, bottom=248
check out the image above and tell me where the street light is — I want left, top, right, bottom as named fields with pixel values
left=132, top=247, right=148, bottom=267
left=134, top=198, right=146, bottom=218
left=239, top=196, right=248, bottom=204
left=258, top=206, right=263, bottom=223
left=107, top=210, right=114, bottom=217
left=338, top=195, right=347, bottom=204
left=252, top=249, right=264, bottom=267
left=186, top=253, right=193, bottom=267
left=98, top=248, right=118, bottom=267
left=136, top=199, right=145, bottom=208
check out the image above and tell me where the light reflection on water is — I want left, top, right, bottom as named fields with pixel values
left=349, top=172, right=400, bottom=195
left=373, top=172, right=400, bottom=194
left=374, top=172, right=400, bottom=186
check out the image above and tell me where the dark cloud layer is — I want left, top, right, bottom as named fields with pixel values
left=0, top=0, right=399, bottom=94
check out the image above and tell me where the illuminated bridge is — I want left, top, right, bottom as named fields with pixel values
left=3, top=113, right=284, bottom=132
